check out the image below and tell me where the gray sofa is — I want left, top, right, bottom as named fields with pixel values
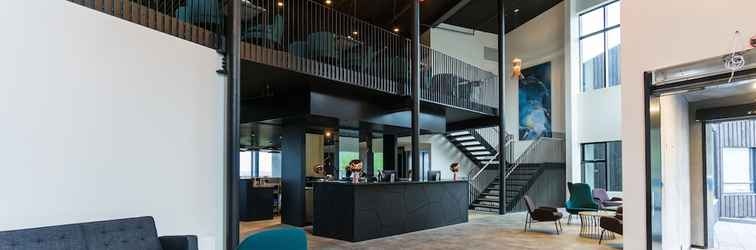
left=0, top=216, right=197, bottom=250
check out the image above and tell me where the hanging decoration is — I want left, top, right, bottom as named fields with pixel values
left=512, top=58, right=523, bottom=79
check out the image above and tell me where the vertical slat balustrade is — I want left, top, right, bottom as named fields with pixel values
left=69, top=0, right=500, bottom=114
left=720, top=193, right=756, bottom=219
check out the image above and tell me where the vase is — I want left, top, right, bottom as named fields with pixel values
left=352, top=172, right=359, bottom=184
left=453, top=173, right=457, bottom=181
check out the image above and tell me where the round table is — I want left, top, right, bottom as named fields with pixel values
left=578, top=211, right=617, bottom=240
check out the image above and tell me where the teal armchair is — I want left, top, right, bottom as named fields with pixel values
left=341, top=46, right=379, bottom=72
left=307, top=32, right=339, bottom=60
left=176, top=0, right=222, bottom=26
left=238, top=228, right=306, bottom=250
left=243, top=15, right=285, bottom=46
left=565, top=182, right=599, bottom=224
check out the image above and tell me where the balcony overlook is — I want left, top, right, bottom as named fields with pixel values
left=69, top=0, right=501, bottom=116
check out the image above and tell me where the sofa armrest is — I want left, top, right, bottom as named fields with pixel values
left=609, top=197, right=623, bottom=201
left=159, top=235, right=198, bottom=250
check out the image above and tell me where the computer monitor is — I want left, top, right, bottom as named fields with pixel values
left=427, top=171, right=441, bottom=181
left=381, top=170, right=397, bottom=181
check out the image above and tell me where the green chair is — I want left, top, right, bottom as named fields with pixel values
left=565, top=182, right=599, bottom=224
left=307, top=32, right=339, bottom=60
left=238, top=228, right=307, bottom=250
left=289, top=41, right=310, bottom=58
left=243, top=15, right=285, bottom=46
left=341, top=46, right=378, bottom=72
left=176, top=0, right=222, bottom=26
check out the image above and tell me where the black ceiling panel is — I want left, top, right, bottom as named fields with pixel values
left=444, top=0, right=564, bottom=34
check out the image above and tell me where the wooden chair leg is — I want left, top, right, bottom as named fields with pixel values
left=567, top=214, right=572, bottom=224
left=524, top=215, right=529, bottom=232
left=599, top=229, right=605, bottom=244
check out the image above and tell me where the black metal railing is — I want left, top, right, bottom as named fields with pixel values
left=239, top=0, right=409, bottom=95
left=69, top=0, right=499, bottom=114
left=68, top=0, right=225, bottom=48
left=421, top=45, right=499, bottom=114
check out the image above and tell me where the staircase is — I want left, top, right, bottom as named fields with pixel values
left=446, top=128, right=557, bottom=213
left=445, top=130, right=500, bottom=170
left=472, top=165, right=547, bottom=212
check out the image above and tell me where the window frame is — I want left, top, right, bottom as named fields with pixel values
left=581, top=141, right=622, bottom=191
left=579, top=0, right=621, bottom=92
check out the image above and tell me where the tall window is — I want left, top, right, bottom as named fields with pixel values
left=721, top=147, right=754, bottom=193
left=582, top=141, right=622, bottom=191
left=580, top=1, right=620, bottom=92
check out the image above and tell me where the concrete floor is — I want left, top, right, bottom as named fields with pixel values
left=712, top=221, right=756, bottom=250
left=240, top=211, right=623, bottom=250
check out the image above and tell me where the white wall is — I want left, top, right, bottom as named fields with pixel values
left=621, top=1, right=756, bottom=249
left=427, top=135, right=478, bottom=180
left=429, top=24, right=499, bottom=74
left=0, top=2, right=226, bottom=250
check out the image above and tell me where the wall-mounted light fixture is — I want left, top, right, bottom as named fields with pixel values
left=512, top=58, right=523, bottom=79
left=325, top=0, right=332, bottom=4
left=393, top=27, right=400, bottom=33
left=277, top=1, right=284, bottom=7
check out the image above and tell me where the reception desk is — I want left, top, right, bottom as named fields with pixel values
left=312, top=180, right=468, bottom=242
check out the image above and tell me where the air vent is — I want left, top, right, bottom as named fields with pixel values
left=484, top=47, right=498, bottom=62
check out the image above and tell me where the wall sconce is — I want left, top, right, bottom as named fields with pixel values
left=512, top=58, right=523, bottom=79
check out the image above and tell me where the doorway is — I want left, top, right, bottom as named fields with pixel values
left=645, top=49, right=756, bottom=250
left=702, top=118, right=756, bottom=249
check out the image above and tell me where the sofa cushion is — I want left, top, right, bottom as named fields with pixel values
left=0, top=224, right=86, bottom=250
left=81, top=217, right=163, bottom=250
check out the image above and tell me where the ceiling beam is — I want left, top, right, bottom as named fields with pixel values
left=430, top=0, right=473, bottom=27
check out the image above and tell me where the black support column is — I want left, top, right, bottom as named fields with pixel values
left=497, top=0, right=507, bottom=215
left=410, top=0, right=421, bottom=182
left=225, top=0, right=241, bottom=248
left=383, top=135, right=397, bottom=171
left=281, top=118, right=307, bottom=227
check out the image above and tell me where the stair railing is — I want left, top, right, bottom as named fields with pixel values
left=504, top=134, right=565, bottom=179
left=467, top=128, right=514, bottom=206
left=504, top=135, right=545, bottom=179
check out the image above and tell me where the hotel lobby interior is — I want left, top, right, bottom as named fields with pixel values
left=2, top=0, right=756, bottom=250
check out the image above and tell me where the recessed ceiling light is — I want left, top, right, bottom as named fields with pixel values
left=277, top=1, right=284, bottom=7
left=325, top=0, right=332, bottom=4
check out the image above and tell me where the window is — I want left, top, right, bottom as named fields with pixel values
left=580, top=1, right=620, bottom=92
left=582, top=141, right=622, bottom=191
left=255, top=150, right=281, bottom=177
left=240, top=151, right=253, bottom=177
left=721, top=147, right=754, bottom=193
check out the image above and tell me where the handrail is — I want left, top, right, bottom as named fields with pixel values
left=469, top=128, right=519, bottom=181
left=504, top=135, right=552, bottom=179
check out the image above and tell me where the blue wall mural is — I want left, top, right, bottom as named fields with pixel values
left=519, top=62, right=551, bottom=140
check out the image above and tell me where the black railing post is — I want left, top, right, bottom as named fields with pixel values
left=225, top=0, right=241, bottom=248
left=411, top=0, right=421, bottom=181
left=497, top=0, right=507, bottom=215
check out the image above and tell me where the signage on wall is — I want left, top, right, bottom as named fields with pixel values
left=751, top=35, right=756, bottom=48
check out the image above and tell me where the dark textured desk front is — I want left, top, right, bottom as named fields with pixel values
left=312, top=181, right=469, bottom=242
